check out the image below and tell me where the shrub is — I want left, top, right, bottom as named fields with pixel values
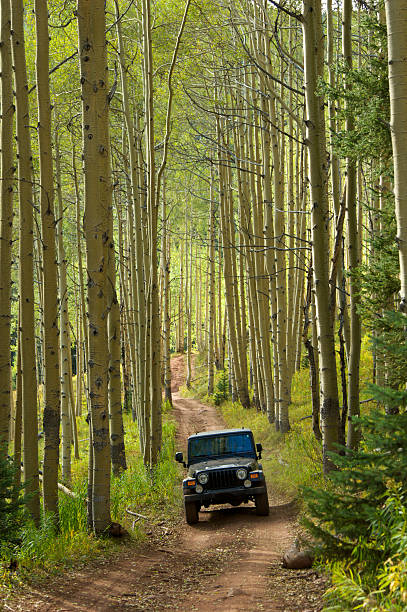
left=0, top=451, right=26, bottom=544
left=213, top=369, right=229, bottom=405
left=303, top=411, right=407, bottom=609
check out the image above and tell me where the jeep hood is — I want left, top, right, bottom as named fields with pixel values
left=188, top=456, right=257, bottom=476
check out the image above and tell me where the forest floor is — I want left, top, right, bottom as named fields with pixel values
left=10, top=355, right=328, bottom=611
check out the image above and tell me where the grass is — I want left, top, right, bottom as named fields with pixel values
left=0, top=398, right=183, bottom=599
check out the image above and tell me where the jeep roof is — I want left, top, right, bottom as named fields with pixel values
left=188, top=428, right=251, bottom=440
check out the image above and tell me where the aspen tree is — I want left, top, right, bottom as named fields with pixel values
left=107, top=203, right=126, bottom=475
left=78, top=0, right=112, bottom=533
left=13, top=334, right=22, bottom=496
left=0, top=0, right=14, bottom=454
left=35, top=0, right=61, bottom=516
left=270, top=90, right=291, bottom=433
left=218, top=242, right=225, bottom=369
left=343, top=0, right=361, bottom=449
left=120, top=140, right=138, bottom=423
left=141, top=0, right=161, bottom=465
left=292, top=150, right=307, bottom=374
left=302, top=0, right=340, bottom=473
left=233, top=79, right=273, bottom=419
left=186, top=223, right=193, bottom=389
left=161, top=181, right=172, bottom=405
left=385, top=1, right=407, bottom=311
left=207, top=169, right=216, bottom=395
left=246, top=101, right=273, bottom=416
left=286, top=17, right=297, bottom=382
left=204, top=258, right=210, bottom=355
left=177, top=243, right=185, bottom=353
left=12, top=0, right=40, bottom=524
left=115, top=2, right=146, bottom=430
left=217, top=118, right=250, bottom=409
left=75, top=295, right=82, bottom=417
left=55, top=140, right=72, bottom=485
left=72, top=141, right=89, bottom=392
left=115, top=190, right=136, bottom=416
left=71, top=171, right=86, bottom=453
left=145, top=0, right=191, bottom=463
left=196, top=246, right=201, bottom=352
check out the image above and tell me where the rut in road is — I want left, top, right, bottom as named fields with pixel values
left=11, top=355, right=326, bottom=612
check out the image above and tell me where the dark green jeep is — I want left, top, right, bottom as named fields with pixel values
left=175, top=428, right=269, bottom=524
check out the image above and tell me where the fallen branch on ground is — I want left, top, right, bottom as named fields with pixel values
left=20, top=466, right=77, bottom=499
left=125, top=508, right=148, bottom=520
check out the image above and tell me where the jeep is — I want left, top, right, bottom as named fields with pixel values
left=175, top=428, right=269, bottom=524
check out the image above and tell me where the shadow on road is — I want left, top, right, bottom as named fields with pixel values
left=188, top=499, right=297, bottom=529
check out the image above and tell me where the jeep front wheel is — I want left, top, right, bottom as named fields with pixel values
left=255, top=491, right=270, bottom=516
left=184, top=499, right=199, bottom=524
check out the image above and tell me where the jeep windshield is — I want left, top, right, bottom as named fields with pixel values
left=188, top=433, right=255, bottom=463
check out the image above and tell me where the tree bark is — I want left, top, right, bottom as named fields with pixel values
left=35, top=0, right=61, bottom=517
left=0, top=0, right=14, bottom=455
left=302, top=0, right=340, bottom=473
left=55, top=139, right=72, bottom=486
left=343, top=0, right=361, bottom=449
left=78, top=0, right=112, bottom=533
left=12, top=0, right=40, bottom=524
left=385, top=1, right=407, bottom=311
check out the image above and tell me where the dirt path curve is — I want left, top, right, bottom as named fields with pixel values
left=11, top=356, right=325, bottom=611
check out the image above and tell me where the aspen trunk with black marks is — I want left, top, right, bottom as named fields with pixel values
left=115, top=2, right=146, bottom=430
left=303, top=270, right=322, bottom=440
left=12, top=0, right=40, bottom=524
left=0, top=0, right=14, bottom=456
left=302, top=0, right=340, bottom=473
left=35, top=0, right=61, bottom=516
left=13, top=324, right=22, bottom=497
left=161, top=183, right=172, bottom=405
left=78, top=0, right=112, bottom=533
left=270, top=92, right=290, bottom=434
left=385, top=1, right=407, bottom=312
left=343, top=0, right=361, bottom=450
left=217, top=119, right=250, bottom=409
left=122, top=139, right=141, bottom=426
left=72, top=141, right=89, bottom=420
left=107, top=200, right=126, bottom=475
left=186, top=222, right=192, bottom=389
left=248, top=108, right=274, bottom=418
left=142, top=0, right=161, bottom=466
left=177, top=242, right=185, bottom=353
left=55, top=140, right=72, bottom=486
left=76, top=298, right=82, bottom=417
left=207, top=169, right=216, bottom=396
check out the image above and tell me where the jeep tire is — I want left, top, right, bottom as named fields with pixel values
left=255, top=491, right=270, bottom=516
left=184, top=499, right=199, bottom=524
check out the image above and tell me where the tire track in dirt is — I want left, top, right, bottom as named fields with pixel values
left=9, top=355, right=326, bottom=611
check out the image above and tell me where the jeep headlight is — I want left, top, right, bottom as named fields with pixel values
left=236, top=468, right=247, bottom=480
left=197, top=472, right=209, bottom=485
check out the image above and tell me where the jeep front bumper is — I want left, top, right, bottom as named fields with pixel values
left=183, top=484, right=267, bottom=504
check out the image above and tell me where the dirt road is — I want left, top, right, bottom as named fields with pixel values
left=11, top=356, right=327, bottom=611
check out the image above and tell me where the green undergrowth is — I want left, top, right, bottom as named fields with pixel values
left=0, top=402, right=182, bottom=599
left=221, top=400, right=324, bottom=497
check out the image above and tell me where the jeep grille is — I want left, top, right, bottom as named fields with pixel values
left=208, top=468, right=240, bottom=489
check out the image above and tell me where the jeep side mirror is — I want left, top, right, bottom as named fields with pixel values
left=175, top=452, right=183, bottom=463
left=256, top=443, right=263, bottom=458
